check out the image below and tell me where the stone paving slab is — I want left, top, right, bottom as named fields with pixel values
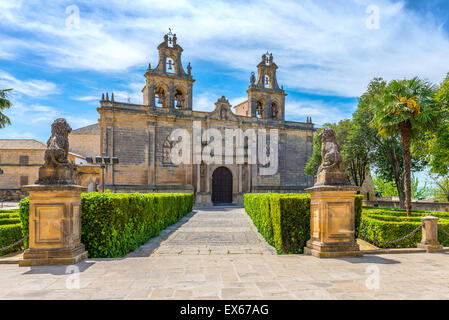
left=1, top=207, right=449, bottom=300
left=1, top=252, right=449, bottom=299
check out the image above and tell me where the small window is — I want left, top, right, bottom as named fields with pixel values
left=19, top=155, right=29, bottom=165
left=20, top=176, right=28, bottom=186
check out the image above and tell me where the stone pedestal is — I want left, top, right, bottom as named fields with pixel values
left=417, top=216, right=443, bottom=253
left=304, top=185, right=362, bottom=258
left=19, top=185, right=88, bottom=267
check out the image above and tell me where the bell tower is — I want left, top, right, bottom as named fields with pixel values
left=247, top=52, right=287, bottom=120
left=142, top=29, right=195, bottom=110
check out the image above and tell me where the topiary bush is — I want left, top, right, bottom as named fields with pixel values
left=0, top=209, right=23, bottom=256
left=244, top=193, right=311, bottom=254
left=360, top=207, right=449, bottom=248
left=19, top=198, right=30, bottom=248
left=243, top=193, right=275, bottom=246
left=269, top=194, right=311, bottom=254
left=81, top=192, right=194, bottom=258
left=354, top=194, right=364, bottom=237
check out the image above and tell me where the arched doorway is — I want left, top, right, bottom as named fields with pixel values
left=212, top=167, right=233, bottom=204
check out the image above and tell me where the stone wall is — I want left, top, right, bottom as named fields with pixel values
left=69, top=134, right=100, bottom=158
left=364, top=200, right=449, bottom=212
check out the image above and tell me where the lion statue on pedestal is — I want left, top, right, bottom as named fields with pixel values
left=36, top=118, right=75, bottom=185
left=315, top=127, right=350, bottom=186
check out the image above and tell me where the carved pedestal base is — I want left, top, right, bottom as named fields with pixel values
left=19, top=185, right=88, bottom=267
left=19, top=244, right=88, bottom=266
left=304, top=185, right=362, bottom=258
left=36, top=166, right=75, bottom=185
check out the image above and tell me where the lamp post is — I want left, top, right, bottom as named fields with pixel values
left=85, top=156, right=119, bottom=193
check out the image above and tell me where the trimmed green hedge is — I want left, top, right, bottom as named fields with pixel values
left=360, top=207, right=449, bottom=248
left=270, top=194, right=311, bottom=254
left=245, top=193, right=364, bottom=254
left=354, top=195, right=364, bottom=237
left=244, top=193, right=275, bottom=246
left=81, top=192, right=193, bottom=258
left=19, top=198, right=30, bottom=248
left=15, top=192, right=194, bottom=258
left=0, top=209, right=23, bottom=256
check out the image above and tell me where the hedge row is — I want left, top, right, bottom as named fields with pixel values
left=81, top=192, right=194, bottom=258
left=0, top=209, right=23, bottom=256
left=244, top=193, right=364, bottom=254
left=360, top=207, right=449, bottom=248
left=17, top=192, right=194, bottom=258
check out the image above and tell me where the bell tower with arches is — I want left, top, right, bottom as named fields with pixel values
left=247, top=52, right=287, bottom=120
left=142, top=29, right=195, bottom=110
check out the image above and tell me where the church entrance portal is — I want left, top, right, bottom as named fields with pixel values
left=212, top=167, right=233, bottom=205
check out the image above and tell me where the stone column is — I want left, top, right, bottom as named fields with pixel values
left=19, top=118, right=88, bottom=266
left=304, top=186, right=362, bottom=258
left=418, top=216, right=443, bottom=252
left=304, top=126, right=362, bottom=258
left=19, top=185, right=88, bottom=266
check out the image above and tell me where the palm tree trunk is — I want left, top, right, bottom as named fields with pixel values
left=399, top=121, right=412, bottom=216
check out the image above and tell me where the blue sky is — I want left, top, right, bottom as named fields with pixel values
left=1, top=0, right=449, bottom=147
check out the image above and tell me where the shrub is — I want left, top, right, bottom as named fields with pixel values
left=244, top=193, right=311, bottom=254
left=244, top=194, right=275, bottom=246
left=19, top=198, right=30, bottom=248
left=354, top=195, right=364, bottom=237
left=269, top=194, right=311, bottom=254
left=360, top=207, right=449, bottom=248
left=0, top=222, right=23, bottom=256
left=81, top=192, right=194, bottom=258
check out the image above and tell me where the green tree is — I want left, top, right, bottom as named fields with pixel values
left=431, top=176, right=449, bottom=202
left=0, top=89, right=12, bottom=128
left=354, top=78, right=429, bottom=209
left=371, top=78, right=439, bottom=216
left=373, top=175, right=398, bottom=197
left=428, top=74, right=449, bottom=177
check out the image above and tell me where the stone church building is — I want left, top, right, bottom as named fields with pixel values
left=97, top=31, right=315, bottom=206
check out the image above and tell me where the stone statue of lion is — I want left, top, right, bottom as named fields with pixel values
left=43, top=118, right=72, bottom=168
left=36, top=118, right=75, bottom=185
left=317, top=127, right=343, bottom=174
left=315, top=127, right=350, bottom=186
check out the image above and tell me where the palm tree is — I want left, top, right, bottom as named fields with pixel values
left=371, top=78, right=438, bottom=216
left=0, top=89, right=12, bottom=128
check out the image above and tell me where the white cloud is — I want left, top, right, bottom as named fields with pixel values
left=0, top=70, right=59, bottom=97
left=1, top=0, right=449, bottom=98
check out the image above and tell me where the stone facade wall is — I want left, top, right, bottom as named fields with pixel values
left=68, top=134, right=100, bottom=158
left=98, top=100, right=315, bottom=205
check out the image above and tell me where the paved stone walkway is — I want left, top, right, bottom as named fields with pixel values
left=1, top=207, right=449, bottom=300
left=127, top=207, right=276, bottom=257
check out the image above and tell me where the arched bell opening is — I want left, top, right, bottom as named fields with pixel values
left=256, top=100, right=264, bottom=119
left=155, top=85, right=167, bottom=107
left=174, top=88, right=185, bottom=109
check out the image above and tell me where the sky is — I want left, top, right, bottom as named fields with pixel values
left=1, top=0, right=449, bottom=147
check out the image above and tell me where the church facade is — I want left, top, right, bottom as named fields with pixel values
left=97, top=31, right=315, bottom=206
